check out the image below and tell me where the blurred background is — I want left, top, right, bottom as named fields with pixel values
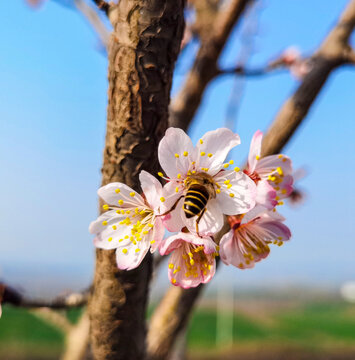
left=0, top=0, right=354, bottom=359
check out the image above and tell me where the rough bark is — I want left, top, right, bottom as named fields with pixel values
left=88, top=1, right=185, bottom=359
left=169, top=0, right=253, bottom=131
left=261, top=0, right=355, bottom=157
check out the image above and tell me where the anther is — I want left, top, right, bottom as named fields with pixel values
left=102, top=221, right=108, bottom=226
left=183, top=151, right=188, bottom=156
left=208, top=153, right=213, bottom=157
left=108, top=237, right=112, bottom=242
left=256, top=155, right=260, bottom=160
left=122, top=248, right=128, bottom=254
left=200, top=151, right=206, bottom=156
left=160, top=197, right=165, bottom=202
left=129, top=192, right=135, bottom=197
left=158, top=172, right=164, bottom=177
left=229, top=193, right=235, bottom=198
left=199, top=139, right=203, bottom=144
left=103, top=204, right=109, bottom=210
left=174, top=153, right=179, bottom=158
left=223, top=163, right=229, bottom=169
left=229, top=160, right=234, bottom=165
left=118, top=199, right=124, bottom=205
left=234, top=166, right=240, bottom=172
left=115, top=188, right=120, bottom=194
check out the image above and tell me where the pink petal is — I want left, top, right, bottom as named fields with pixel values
left=247, top=130, right=263, bottom=173
left=196, top=128, right=240, bottom=176
left=255, top=180, right=278, bottom=210
left=256, top=155, right=292, bottom=178
left=158, top=128, right=194, bottom=179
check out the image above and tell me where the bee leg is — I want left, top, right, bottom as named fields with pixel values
left=159, top=195, right=184, bottom=216
left=195, top=207, right=206, bottom=237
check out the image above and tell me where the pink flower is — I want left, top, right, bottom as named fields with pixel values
left=280, top=47, right=311, bottom=80
left=244, top=130, right=293, bottom=210
left=160, top=232, right=218, bottom=288
left=89, top=171, right=165, bottom=270
left=157, top=128, right=256, bottom=236
left=220, top=208, right=291, bottom=269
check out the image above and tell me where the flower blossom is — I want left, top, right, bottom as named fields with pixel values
left=160, top=232, right=218, bottom=288
left=89, top=171, right=165, bottom=270
left=244, top=130, right=293, bottom=210
left=157, top=128, right=256, bottom=236
left=220, top=208, right=291, bottom=269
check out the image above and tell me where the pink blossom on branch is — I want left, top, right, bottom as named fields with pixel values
left=160, top=232, right=218, bottom=288
left=220, top=208, right=291, bottom=269
left=244, top=130, right=294, bottom=210
left=157, top=127, right=256, bottom=236
left=89, top=171, right=165, bottom=270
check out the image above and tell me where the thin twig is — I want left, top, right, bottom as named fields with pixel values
left=1, top=283, right=89, bottom=309
left=91, top=0, right=110, bottom=15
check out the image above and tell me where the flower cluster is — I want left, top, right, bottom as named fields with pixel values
left=90, top=128, right=294, bottom=288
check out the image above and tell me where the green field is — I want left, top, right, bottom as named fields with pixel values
left=1, top=301, right=355, bottom=359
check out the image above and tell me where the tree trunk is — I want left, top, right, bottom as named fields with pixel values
left=88, top=1, right=185, bottom=359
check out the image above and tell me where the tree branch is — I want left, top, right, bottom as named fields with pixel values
left=147, top=222, right=229, bottom=360
left=169, top=0, right=254, bottom=131
left=0, top=283, right=89, bottom=309
left=74, top=0, right=110, bottom=50
left=91, top=0, right=110, bottom=15
left=261, top=0, right=355, bottom=157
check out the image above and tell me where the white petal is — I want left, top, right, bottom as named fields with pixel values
left=115, top=238, right=151, bottom=270
left=196, top=128, right=240, bottom=176
left=158, top=128, right=194, bottom=179
left=93, top=222, right=133, bottom=251
left=247, top=130, right=263, bottom=173
left=161, top=198, right=185, bottom=232
left=139, top=171, right=162, bottom=210
left=89, top=210, right=122, bottom=234
left=214, top=170, right=256, bottom=215
left=98, top=182, right=145, bottom=208
left=149, top=218, right=165, bottom=253
left=183, top=198, right=224, bottom=236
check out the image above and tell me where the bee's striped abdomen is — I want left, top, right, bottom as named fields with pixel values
left=183, top=184, right=209, bottom=218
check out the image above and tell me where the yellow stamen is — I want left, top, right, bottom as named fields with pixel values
left=229, top=160, right=234, bottom=165
left=200, top=151, right=206, bottom=156
left=129, top=192, right=135, bottom=197
left=174, top=153, right=179, bottom=158
left=122, top=248, right=128, bottom=254
left=234, top=166, right=240, bottom=172
left=160, top=197, right=165, bottom=202
left=112, top=225, right=117, bottom=230
left=199, top=139, right=203, bottom=144
left=102, top=221, right=108, bottom=226
left=256, top=155, right=260, bottom=160
left=229, top=193, right=234, bottom=198
left=108, top=237, right=112, bottom=242
left=183, top=151, right=188, bottom=156
left=158, top=172, right=164, bottom=177
left=115, top=188, right=120, bottom=194
left=223, top=163, right=229, bottom=169
left=118, top=199, right=124, bottom=205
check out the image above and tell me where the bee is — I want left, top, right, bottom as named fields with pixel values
left=163, top=173, right=216, bottom=235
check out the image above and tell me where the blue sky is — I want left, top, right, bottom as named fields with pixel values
left=0, top=0, right=354, bottom=294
